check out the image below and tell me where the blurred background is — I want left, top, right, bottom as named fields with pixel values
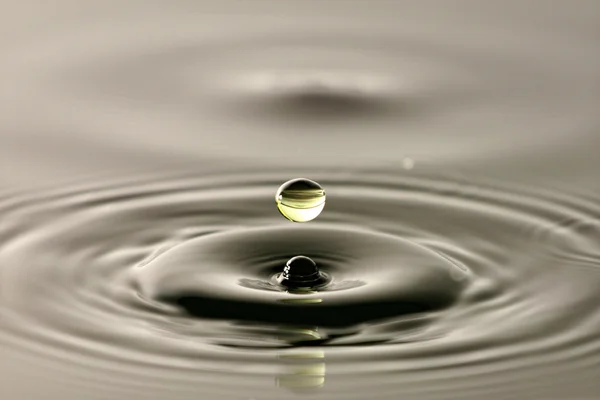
left=0, top=0, right=598, bottom=189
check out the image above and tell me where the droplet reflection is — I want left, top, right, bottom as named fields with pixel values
left=277, top=350, right=326, bottom=391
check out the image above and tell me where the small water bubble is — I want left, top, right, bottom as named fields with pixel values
left=276, top=178, right=325, bottom=222
left=402, top=157, right=415, bottom=170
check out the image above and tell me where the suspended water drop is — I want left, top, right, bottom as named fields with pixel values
left=276, top=178, right=326, bottom=222
left=277, top=255, right=329, bottom=289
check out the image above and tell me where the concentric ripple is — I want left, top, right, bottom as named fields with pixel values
left=137, top=225, right=468, bottom=328
left=1, top=170, right=599, bottom=399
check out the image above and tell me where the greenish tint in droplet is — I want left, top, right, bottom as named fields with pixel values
left=276, top=178, right=325, bottom=222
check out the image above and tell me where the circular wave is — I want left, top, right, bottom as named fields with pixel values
left=1, top=169, right=599, bottom=399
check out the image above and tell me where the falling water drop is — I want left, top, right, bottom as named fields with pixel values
left=275, top=178, right=326, bottom=222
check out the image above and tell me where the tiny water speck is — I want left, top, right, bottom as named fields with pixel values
left=275, top=178, right=326, bottom=222
left=403, top=157, right=415, bottom=170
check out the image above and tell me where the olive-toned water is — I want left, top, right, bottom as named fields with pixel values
left=1, top=1, right=599, bottom=399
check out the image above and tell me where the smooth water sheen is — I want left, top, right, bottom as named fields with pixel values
left=1, top=1, right=599, bottom=400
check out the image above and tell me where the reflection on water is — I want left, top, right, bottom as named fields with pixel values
left=0, top=1, right=599, bottom=400
left=277, top=327, right=326, bottom=391
left=277, top=350, right=326, bottom=391
left=2, top=171, right=599, bottom=400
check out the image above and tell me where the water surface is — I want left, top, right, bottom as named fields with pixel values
left=0, top=1, right=599, bottom=399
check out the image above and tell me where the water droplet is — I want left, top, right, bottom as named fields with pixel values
left=277, top=255, right=329, bottom=289
left=276, top=178, right=326, bottom=222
